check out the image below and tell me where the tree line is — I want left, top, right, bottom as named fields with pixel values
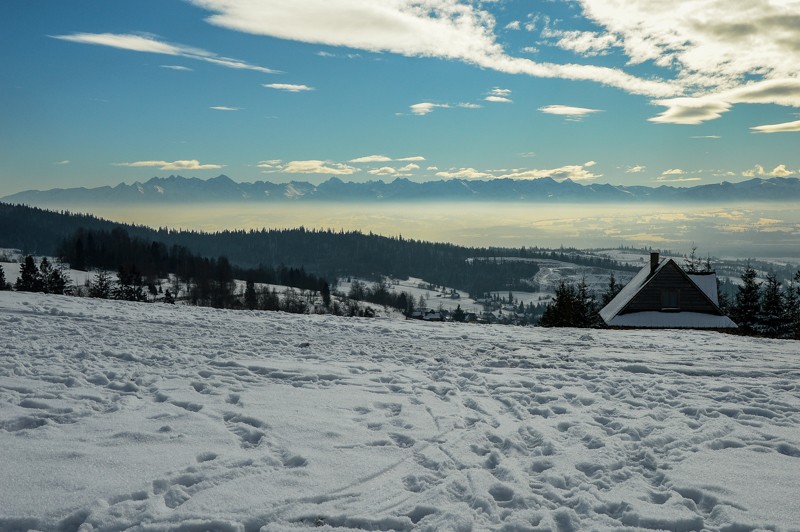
left=2, top=202, right=642, bottom=298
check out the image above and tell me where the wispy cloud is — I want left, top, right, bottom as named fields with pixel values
left=751, top=119, right=800, bottom=134
left=160, top=65, right=193, bottom=71
left=349, top=155, right=392, bottom=163
left=436, top=168, right=494, bottom=179
left=626, top=165, right=646, bottom=173
left=186, top=0, right=679, bottom=98
left=690, top=135, right=720, bottom=139
left=263, top=83, right=314, bottom=92
left=282, top=160, right=358, bottom=175
left=410, top=102, right=449, bottom=116
left=54, top=160, right=71, bottom=165
left=210, top=106, right=240, bottom=111
left=539, top=104, right=602, bottom=121
left=485, top=88, right=512, bottom=103
left=655, top=176, right=702, bottom=183
left=113, top=159, right=224, bottom=170
left=349, top=155, right=425, bottom=163
left=52, top=32, right=279, bottom=74
left=662, top=168, right=685, bottom=176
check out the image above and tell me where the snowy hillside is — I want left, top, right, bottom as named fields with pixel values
left=2, top=291, right=799, bottom=531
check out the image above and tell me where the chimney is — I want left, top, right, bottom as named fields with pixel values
left=650, top=252, right=660, bottom=274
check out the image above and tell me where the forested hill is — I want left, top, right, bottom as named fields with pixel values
left=1, top=202, right=636, bottom=295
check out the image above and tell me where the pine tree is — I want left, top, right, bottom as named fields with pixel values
left=758, top=274, right=785, bottom=337
left=540, top=281, right=578, bottom=327
left=15, top=255, right=43, bottom=292
left=732, top=265, right=761, bottom=334
left=600, top=272, right=621, bottom=307
left=0, top=265, right=8, bottom=290
left=321, top=281, right=331, bottom=307
left=244, top=279, right=258, bottom=310
left=452, top=304, right=466, bottom=322
left=783, top=272, right=800, bottom=340
left=89, top=270, right=112, bottom=298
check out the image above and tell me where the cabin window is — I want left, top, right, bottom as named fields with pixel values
left=661, top=289, right=680, bottom=310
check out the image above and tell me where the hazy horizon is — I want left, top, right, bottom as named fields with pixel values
left=17, top=200, right=799, bottom=260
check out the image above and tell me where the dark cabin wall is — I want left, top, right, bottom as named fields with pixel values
left=621, top=261, right=720, bottom=315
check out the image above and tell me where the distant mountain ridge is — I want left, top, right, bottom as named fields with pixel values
left=4, top=175, right=800, bottom=204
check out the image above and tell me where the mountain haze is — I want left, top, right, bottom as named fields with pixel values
left=4, top=175, right=800, bottom=204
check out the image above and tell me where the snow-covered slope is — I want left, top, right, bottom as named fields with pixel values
left=1, top=291, right=798, bottom=531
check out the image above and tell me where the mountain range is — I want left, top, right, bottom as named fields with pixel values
left=4, top=175, right=800, bottom=204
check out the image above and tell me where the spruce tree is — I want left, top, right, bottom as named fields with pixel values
left=89, top=270, right=112, bottom=298
left=758, top=274, right=785, bottom=337
left=732, top=265, right=761, bottom=334
left=321, top=281, right=331, bottom=308
left=784, top=272, right=800, bottom=340
left=452, top=304, right=466, bottom=322
left=244, top=279, right=258, bottom=310
left=0, top=265, right=8, bottom=290
left=600, top=272, right=621, bottom=307
left=15, top=255, right=43, bottom=292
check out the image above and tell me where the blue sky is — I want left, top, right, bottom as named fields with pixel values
left=2, top=0, right=800, bottom=196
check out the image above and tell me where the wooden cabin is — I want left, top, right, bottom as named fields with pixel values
left=599, top=252, right=737, bottom=329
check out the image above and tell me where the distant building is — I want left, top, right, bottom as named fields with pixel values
left=599, top=252, right=737, bottom=329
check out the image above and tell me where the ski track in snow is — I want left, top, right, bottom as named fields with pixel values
left=1, top=291, right=799, bottom=531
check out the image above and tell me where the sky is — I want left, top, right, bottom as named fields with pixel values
left=2, top=0, right=800, bottom=197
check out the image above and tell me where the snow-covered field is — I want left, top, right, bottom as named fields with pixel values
left=2, top=291, right=799, bottom=531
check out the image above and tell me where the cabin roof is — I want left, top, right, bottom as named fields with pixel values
left=599, top=257, right=736, bottom=328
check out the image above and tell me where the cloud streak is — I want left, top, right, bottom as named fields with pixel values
left=53, top=32, right=279, bottom=74
left=113, top=160, right=224, bottom=170
left=187, top=0, right=679, bottom=98
left=751, top=119, right=800, bottom=134
left=263, top=83, right=314, bottom=92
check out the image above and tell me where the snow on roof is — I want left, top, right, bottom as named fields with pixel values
left=599, top=258, right=735, bottom=328
left=607, top=311, right=737, bottom=328
left=598, top=258, right=667, bottom=323
left=688, top=273, right=718, bottom=305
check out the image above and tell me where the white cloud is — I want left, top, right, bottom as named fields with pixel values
left=53, top=33, right=279, bottom=74
left=54, top=160, right=70, bottom=165
left=662, top=168, right=685, bottom=175
left=282, top=160, right=359, bottom=175
left=457, top=102, right=482, bottom=109
left=485, top=96, right=512, bottom=103
left=521, top=46, right=539, bottom=54
left=584, top=160, right=597, bottom=167
left=410, top=102, right=450, bottom=116
left=505, top=21, right=521, bottom=31
left=398, top=156, right=425, bottom=161
left=398, top=163, right=420, bottom=172
left=655, top=176, right=702, bottom=183
left=499, top=163, right=601, bottom=181
left=427, top=166, right=439, bottom=171
left=349, top=155, right=392, bottom=163
left=160, top=65, right=193, bottom=71
left=543, top=28, right=620, bottom=57
left=626, top=165, right=646, bottom=173
left=436, top=168, right=494, bottom=179
left=210, top=106, right=240, bottom=111
left=742, top=164, right=794, bottom=178
left=186, top=0, right=680, bottom=97
left=263, top=83, right=314, bottom=92
left=539, top=104, right=601, bottom=121
left=520, top=152, right=537, bottom=158
left=113, top=160, right=224, bottom=170
left=751, top=119, right=800, bottom=134
left=690, top=135, right=721, bottom=139
left=368, top=167, right=398, bottom=176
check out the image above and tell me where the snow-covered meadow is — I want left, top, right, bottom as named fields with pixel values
left=1, top=291, right=799, bottom=531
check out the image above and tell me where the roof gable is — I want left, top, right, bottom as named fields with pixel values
left=599, top=258, right=735, bottom=328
